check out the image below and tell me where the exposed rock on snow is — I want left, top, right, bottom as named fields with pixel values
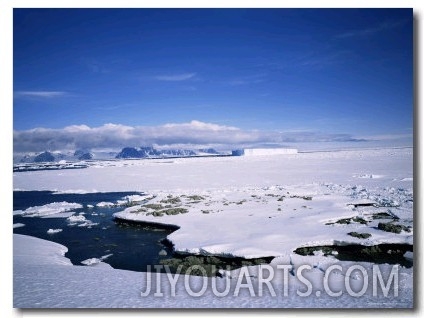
left=114, top=183, right=412, bottom=260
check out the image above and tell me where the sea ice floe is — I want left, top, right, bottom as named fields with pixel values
left=47, top=228, right=63, bottom=234
left=96, top=202, right=115, bottom=207
left=13, top=202, right=83, bottom=217
left=66, top=214, right=98, bottom=227
left=81, top=254, right=113, bottom=266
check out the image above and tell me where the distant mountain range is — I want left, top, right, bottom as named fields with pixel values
left=116, top=147, right=198, bottom=159
left=115, top=146, right=223, bottom=159
left=15, top=147, right=225, bottom=163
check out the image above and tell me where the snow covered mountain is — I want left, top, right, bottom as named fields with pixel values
left=115, top=147, right=217, bottom=159
left=73, top=150, right=93, bottom=160
left=33, top=151, right=56, bottom=163
left=15, top=150, right=94, bottom=164
left=14, top=147, right=224, bottom=163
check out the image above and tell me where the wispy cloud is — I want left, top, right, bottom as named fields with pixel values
left=292, top=50, right=354, bottom=70
left=335, top=20, right=408, bottom=39
left=13, top=120, right=364, bottom=153
left=14, top=91, right=67, bottom=98
left=227, top=73, right=267, bottom=86
left=155, top=73, right=196, bottom=81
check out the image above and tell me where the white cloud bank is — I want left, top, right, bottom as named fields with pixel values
left=13, top=120, right=372, bottom=153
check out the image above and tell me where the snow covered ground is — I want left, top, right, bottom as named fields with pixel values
left=113, top=183, right=412, bottom=258
left=14, top=233, right=412, bottom=308
left=13, top=147, right=414, bottom=308
left=14, top=148, right=413, bottom=193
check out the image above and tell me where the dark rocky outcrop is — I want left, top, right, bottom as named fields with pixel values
left=115, top=146, right=198, bottom=159
left=34, top=151, right=55, bottom=163
left=78, top=152, right=93, bottom=160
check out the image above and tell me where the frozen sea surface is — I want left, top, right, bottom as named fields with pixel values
left=13, top=148, right=413, bottom=308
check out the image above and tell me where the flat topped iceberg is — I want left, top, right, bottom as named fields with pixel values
left=243, top=148, right=298, bottom=156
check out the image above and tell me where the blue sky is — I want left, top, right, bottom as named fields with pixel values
left=13, top=8, right=413, bottom=151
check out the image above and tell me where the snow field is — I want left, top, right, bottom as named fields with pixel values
left=13, top=148, right=413, bottom=308
left=14, top=234, right=412, bottom=308
left=114, top=183, right=412, bottom=258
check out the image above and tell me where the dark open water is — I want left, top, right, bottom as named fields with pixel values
left=13, top=191, right=174, bottom=272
